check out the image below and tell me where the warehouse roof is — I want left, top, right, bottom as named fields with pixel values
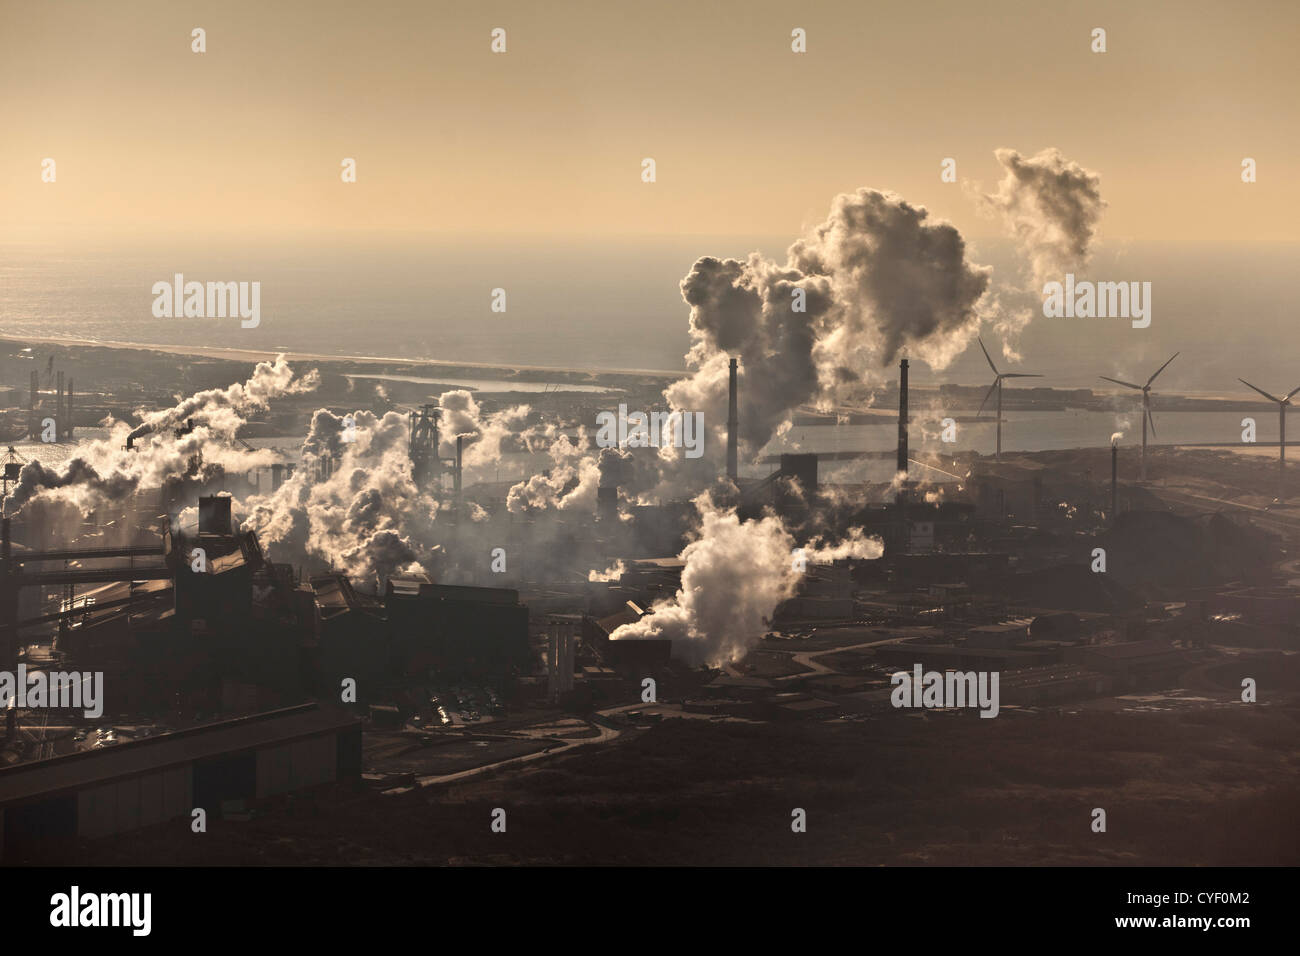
left=0, top=704, right=358, bottom=807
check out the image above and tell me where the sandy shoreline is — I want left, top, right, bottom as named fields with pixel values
left=0, top=334, right=685, bottom=381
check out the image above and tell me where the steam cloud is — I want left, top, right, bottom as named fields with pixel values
left=8, top=166, right=1093, bottom=662
left=241, top=408, right=439, bottom=588
left=667, top=189, right=992, bottom=474
left=980, top=147, right=1106, bottom=287
left=976, top=147, right=1107, bottom=356
left=609, top=495, right=882, bottom=667
left=4, top=355, right=318, bottom=518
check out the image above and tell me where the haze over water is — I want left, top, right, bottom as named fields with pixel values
left=1, top=236, right=1294, bottom=397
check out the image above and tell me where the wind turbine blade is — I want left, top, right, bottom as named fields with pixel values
left=1147, top=406, right=1157, bottom=441
left=1239, top=379, right=1283, bottom=404
left=1001, top=373, right=1044, bottom=379
left=1146, top=351, right=1179, bottom=387
left=1100, top=376, right=1143, bottom=390
left=977, top=379, right=998, bottom=416
left=977, top=337, right=999, bottom=376
left=1285, top=384, right=1300, bottom=403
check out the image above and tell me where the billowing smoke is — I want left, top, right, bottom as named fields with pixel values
left=980, top=147, right=1106, bottom=287
left=587, top=560, right=626, bottom=583
left=976, top=147, right=1106, bottom=356
left=506, top=428, right=600, bottom=513
left=436, top=388, right=534, bottom=483
left=241, top=389, right=560, bottom=586
left=667, top=188, right=992, bottom=473
left=1, top=459, right=139, bottom=516
left=137, top=354, right=319, bottom=440
left=3, top=355, right=318, bottom=518
left=608, top=495, right=882, bottom=666
left=240, top=408, right=439, bottom=589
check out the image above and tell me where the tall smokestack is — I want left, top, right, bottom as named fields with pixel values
left=56, top=370, right=63, bottom=439
left=897, top=358, right=909, bottom=476
left=727, top=357, right=738, bottom=480
left=1111, top=440, right=1118, bottom=522
left=455, top=435, right=463, bottom=496
left=65, top=378, right=74, bottom=439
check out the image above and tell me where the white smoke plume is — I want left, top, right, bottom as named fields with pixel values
left=4, top=355, right=319, bottom=518
left=506, top=428, right=600, bottom=513
left=137, top=354, right=319, bottom=440
left=804, top=526, right=884, bottom=563
left=980, top=147, right=1106, bottom=287
left=587, top=560, right=627, bottom=583
left=976, top=147, right=1106, bottom=356
left=240, top=408, right=439, bottom=589
left=609, top=495, right=881, bottom=666
left=667, top=188, right=992, bottom=474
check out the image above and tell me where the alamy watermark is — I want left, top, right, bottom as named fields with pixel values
left=891, top=664, right=1000, bottom=718
left=1, top=665, right=103, bottom=718
left=151, top=274, right=260, bottom=328
left=50, top=886, right=150, bottom=936
left=1042, top=273, right=1151, bottom=328
left=595, top=404, right=704, bottom=459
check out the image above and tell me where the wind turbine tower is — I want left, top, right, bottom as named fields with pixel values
left=977, top=338, right=1042, bottom=460
left=1238, top=378, right=1300, bottom=504
left=1099, top=352, right=1179, bottom=482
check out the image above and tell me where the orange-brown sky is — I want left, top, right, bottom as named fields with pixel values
left=2, top=0, right=1296, bottom=240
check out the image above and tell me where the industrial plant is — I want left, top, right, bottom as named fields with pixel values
left=1, top=334, right=1295, bottom=867
left=1, top=0, right=1295, bottom=881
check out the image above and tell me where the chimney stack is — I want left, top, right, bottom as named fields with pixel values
left=1111, top=440, right=1118, bottom=522
left=198, top=495, right=233, bottom=537
left=726, top=357, right=738, bottom=481
left=897, top=358, right=909, bottom=476
left=455, top=435, right=464, bottom=496
left=56, top=371, right=64, bottom=439
left=65, top=378, right=74, bottom=439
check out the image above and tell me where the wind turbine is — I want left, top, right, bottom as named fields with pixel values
left=1099, top=352, right=1178, bottom=482
left=1238, top=378, right=1300, bottom=504
left=977, top=337, right=1042, bottom=460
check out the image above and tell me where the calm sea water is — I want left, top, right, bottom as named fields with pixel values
left=1, top=235, right=1295, bottom=394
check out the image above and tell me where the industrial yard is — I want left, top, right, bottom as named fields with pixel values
left=2, top=337, right=1297, bottom=866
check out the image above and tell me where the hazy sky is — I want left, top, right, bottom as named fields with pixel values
left=2, top=0, right=1297, bottom=242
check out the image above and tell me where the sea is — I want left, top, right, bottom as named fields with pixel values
left=1, top=235, right=1296, bottom=391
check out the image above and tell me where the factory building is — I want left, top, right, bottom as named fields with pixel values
left=1064, top=639, right=1189, bottom=687
left=971, top=459, right=1047, bottom=520
left=305, top=573, right=388, bottom=697
left=384, top=574, right=529, bottom=679
left=3, top=490, right=535, bottom=723
left=582, top=602, right=672, bottom=673
left=0, top=703, right=360, bottom=862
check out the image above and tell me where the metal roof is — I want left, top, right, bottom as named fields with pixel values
left=0, top=704, right=358, bottom=807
